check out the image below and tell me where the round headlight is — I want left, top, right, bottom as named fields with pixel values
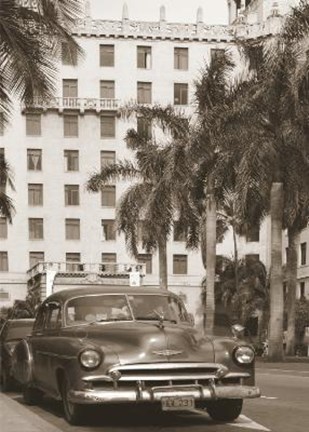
left=79, top=349, right=102, bottom=369
left=234, top=346, right=255, bottom=365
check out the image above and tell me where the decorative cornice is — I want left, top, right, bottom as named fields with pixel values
left=73, top=16, right=283, bottom=42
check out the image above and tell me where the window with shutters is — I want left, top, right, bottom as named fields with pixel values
left=101, top=186, right=116, bottom=207
left=63, top=114, right=78, bottom=137
left=65, top=219, right=80, bottom=240
left=137, top=82, right=152, bottom=104
left=61, top=42, right=77, bottom=65
left=174, top=47, right=188, bottom=70
left=64, top=150, right=79, bottom=171
left=101, top=220, right=116, bottom=240
left=29, top=251, right=44, bottom=268
left=173, top=254, right=187, bottom=274
left=65, top=185, right=80, bottom=206
left=0, top=252, right=8, bottom=271
left=29, top=218, right=44, bottom=240
left=28, top=184, right=43, bottom=206
left=62, top=79, right=78, bottom=97
left=26, top=114, right=41, bottom=136
left=100, top=151, right=115, bottom=168
left=137, top=117, right=152, bottom=140
left=100, top=45, right=114, bottom=66
left=137, top=254, right=152, bottom=274
left=0, top=218, right=7, bottom=239
left=100, top=80, right=115, bottom=99
left=66, top=252, right=83, bottom=271
left=137, top=46, right=152, bottom=69
left=100, top=115, right=115, bottom=138
left=174, top=83, right=188, bottom=105
left=27, top=149, right=42, bottom=171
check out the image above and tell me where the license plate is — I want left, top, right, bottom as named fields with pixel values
left=161, top=396, right=195, bottom=411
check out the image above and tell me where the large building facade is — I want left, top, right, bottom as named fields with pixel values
left=0, top=0, right=308, bottom=315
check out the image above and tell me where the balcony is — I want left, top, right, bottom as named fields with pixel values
left=27, top=261, right=146, bottom=280
left=21, top=97, right=120, bottom=114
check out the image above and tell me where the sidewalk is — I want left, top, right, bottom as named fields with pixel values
left=0, top=392, right=62, bottom=432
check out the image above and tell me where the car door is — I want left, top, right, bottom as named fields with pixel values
left=30, top=305, right=49, bottom=388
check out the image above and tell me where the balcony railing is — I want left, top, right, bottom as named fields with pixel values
left=22, top=97, right=120, bottom=113
left=27, top=261, right=146, bottom=280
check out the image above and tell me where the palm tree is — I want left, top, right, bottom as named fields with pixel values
left=0, top=0, right=83, bottom=221
left=0, top=154, right=15, bottom=223
left=87, top=104, right=195, bottom=289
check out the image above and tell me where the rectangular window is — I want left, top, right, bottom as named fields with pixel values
left=246, top=226, right=260, bottom=242
left=28, top=184, right=43, bottom=206
left=0, top=218, right=7, bottom=239
left=65, top=185, right=80, bottom=206
left=301, top=242, right=307, bottom=265
left=101, top=219, right=116, bottom=240
left=66, top=252, right=83, bottom=271
left=0, top=252, right=8, bottom=271
left=137, top=220, right=146, bottom=243
left=100, top=80, right=115, bottom=99
left=100, top=115, right=116, bottom=138
left=62, top=79, right=78, bottom=98
left=0, top=114, right=4, bottom=135
left=61, top=42, right=77, bottom=65
left=64, top=150, right=79, bottom=171
left=174, top=47, right=188, bottom=70
left=100, top=44, right=114, bottom=67
left=211, top=48, right=225, bottom=62
left=174, top=83, right=188, bottom=105
left=27, top=149, right=42, bottom=171
left=137, top=82, right=152, bottom=104
left=63, top=114, right=78, bottom=137
left=26, top=114, right=41, bottom=136
left=101, top=151, right=116, bottom=168
left=137, top=46, right=152, bottom=69
left=137, top=254, right=152, bottom=274
left=29, top=251, right=44, bottom=268
left=300, top=281, right=305, bottom=298
left=101, top=186, right=116, bottom=207
left=65, top=219, right=80, bottom=240
left=173, top=220, right=187, bottom=242
left=29, top=218, right=44, bottom=240
left=137, top=117, right=152, bottom=140
left=173, top=254, right=188, bottom=274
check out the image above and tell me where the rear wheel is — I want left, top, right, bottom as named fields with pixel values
left=206, top=399, right=243, bottom=422
left=61, top=374, right=85, bottom=425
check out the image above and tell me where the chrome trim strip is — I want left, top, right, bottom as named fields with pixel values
left=36, top=351, right=76, bottom=360
left=108, top=362, right=222, bottom=371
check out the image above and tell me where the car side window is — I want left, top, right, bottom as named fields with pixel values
left=33, top=307, right=46, bottom=333
left=45, top=303, right=62, bottom=330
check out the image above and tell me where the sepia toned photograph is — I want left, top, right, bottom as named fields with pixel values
left=0, top=1, right=309, bottom=431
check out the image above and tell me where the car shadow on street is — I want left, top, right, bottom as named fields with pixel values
left=13, top=394, right=216, bottom=428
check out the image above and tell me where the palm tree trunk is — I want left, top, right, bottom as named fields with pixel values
left=286, top=226, right=299, bottom=356
left=204, top=177, right=216, bottom=335
left=158, top=235, right=168, bottom=290
left=232, top=226, right=239, bottom=294
left=268, top=182, right=284, bottom=361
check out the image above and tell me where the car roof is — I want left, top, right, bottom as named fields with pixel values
left=44, top=285, right=175, bottom=304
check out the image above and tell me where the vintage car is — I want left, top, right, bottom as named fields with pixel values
left=13, top=286, right=260, bottom=425
left=0, top=318, right=35, bottom=391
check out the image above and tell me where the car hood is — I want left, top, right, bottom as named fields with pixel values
left=79, top=321, right=215, bottom=365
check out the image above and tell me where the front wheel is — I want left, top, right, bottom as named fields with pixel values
left=61, top=374, right=85, bottom=425
left=23, top=385, right=43, bottom=405
left=207, top=399, right=243, bottom=422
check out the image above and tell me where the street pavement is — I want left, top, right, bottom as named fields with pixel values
left=1, top=360, right=309, bottom=432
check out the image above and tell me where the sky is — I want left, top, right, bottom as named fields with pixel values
left=89, top=0, right=229, bottom=25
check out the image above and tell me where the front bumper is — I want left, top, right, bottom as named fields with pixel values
left=69, top=384, right=260, bottom=405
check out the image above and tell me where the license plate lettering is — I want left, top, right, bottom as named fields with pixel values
left=161, top=396, right=195, bottom=411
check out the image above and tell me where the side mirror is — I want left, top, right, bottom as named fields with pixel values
left=188, top=313, right=195, bottom=326
left=231, top=324, right=245, bottom=338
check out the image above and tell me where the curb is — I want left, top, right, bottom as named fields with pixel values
left=0, top=392, right=62, bottom=432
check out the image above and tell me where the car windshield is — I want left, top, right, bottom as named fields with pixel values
left=65, top=294, right=189, bottom=325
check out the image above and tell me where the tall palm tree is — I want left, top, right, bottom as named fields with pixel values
left=87, top=104, right=195, bottom=289
left=0, top=154, right=15, bottom=223
left=232, top=35, right=309, bottom=360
